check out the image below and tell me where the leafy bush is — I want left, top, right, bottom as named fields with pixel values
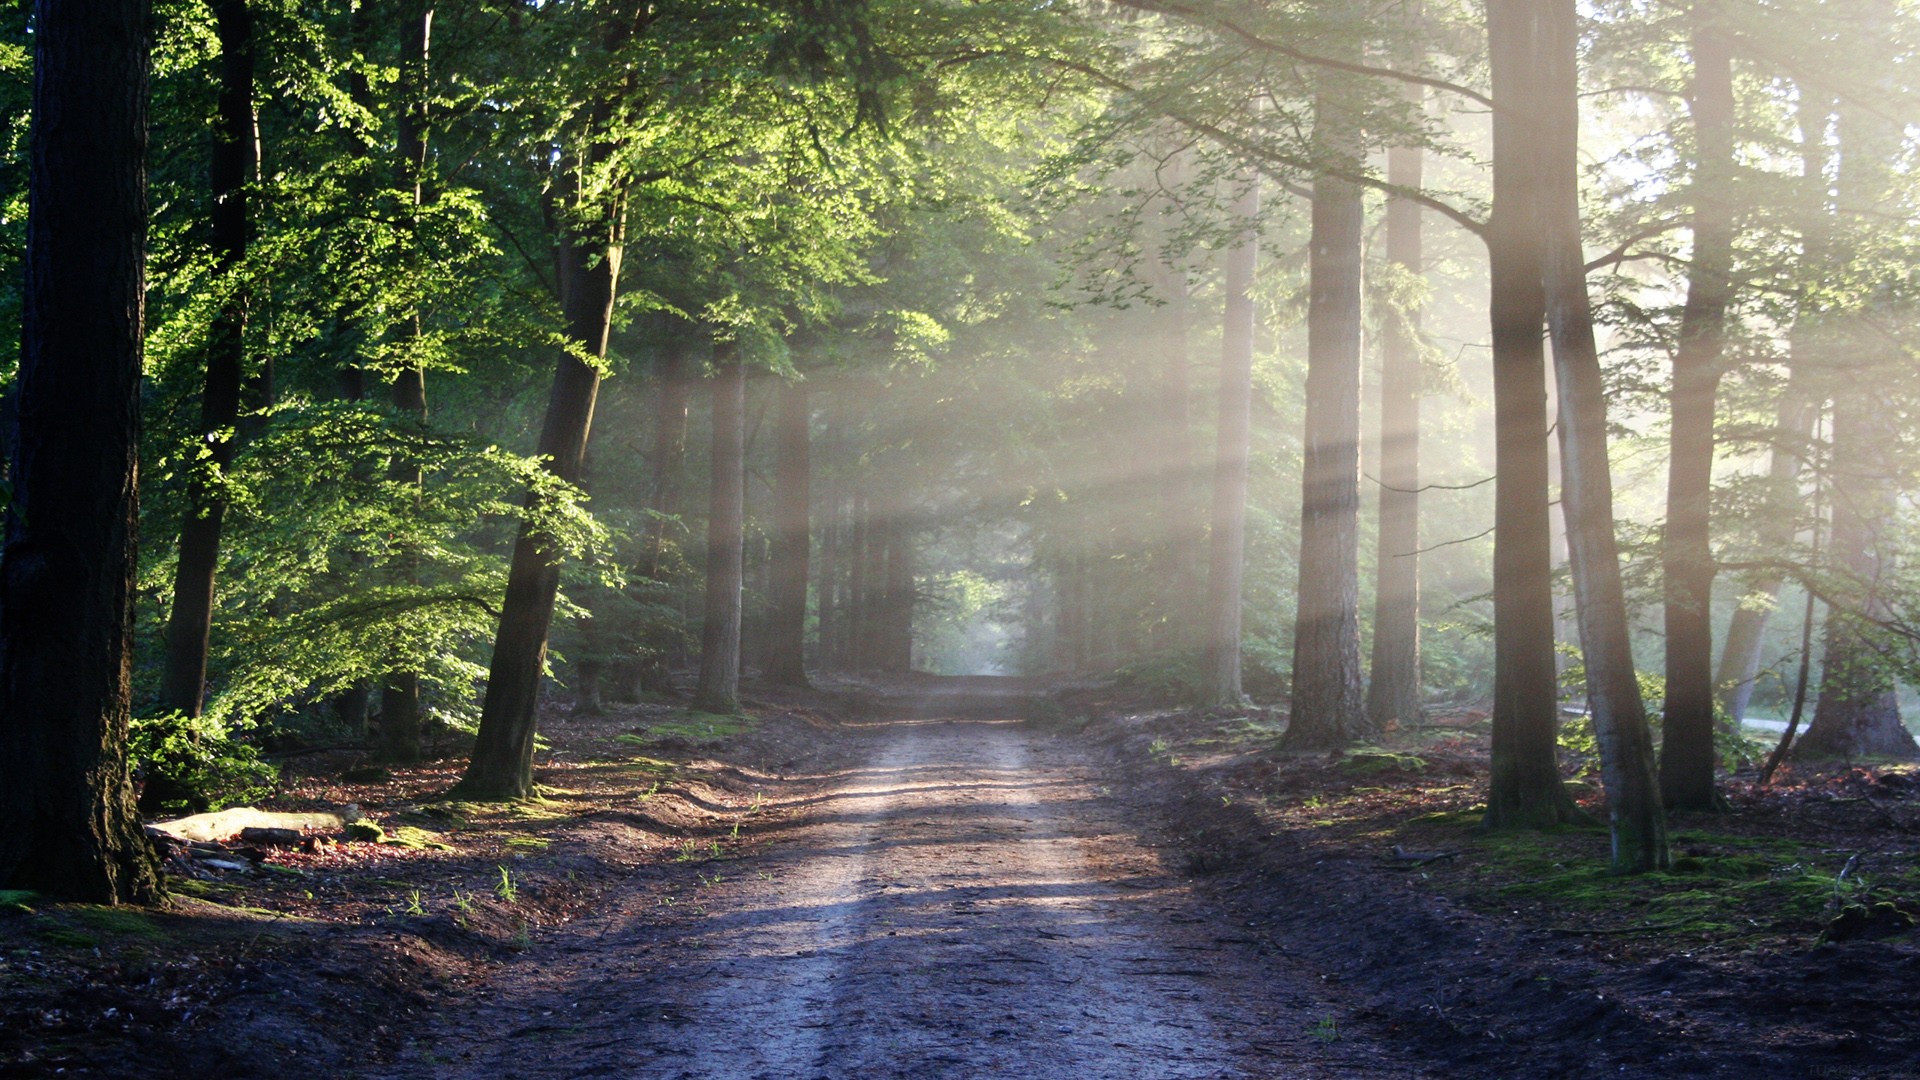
left=130, top=711, right=278, bottom=815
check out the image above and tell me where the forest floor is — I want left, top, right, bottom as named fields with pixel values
left=2, top=674, right=1918, bottom=1077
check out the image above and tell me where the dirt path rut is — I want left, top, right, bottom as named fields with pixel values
left=396, top=715, right=1419, bottom=1078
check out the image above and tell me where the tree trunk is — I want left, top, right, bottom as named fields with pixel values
left=1365, top=105, right=1425, bottom=735
left=1792, top=41, right=1916, bottom=763
left=456, top=166, right=619, bottom=800
left=882, top=514, right=914, bottom=672
left=816, top=438, right=841, bottom=669
left=1541, top=0, right=1668, bottom=872
left=158, top=0, right=255, bottom=721
left=1714, top=90, right=1831, bottom=725
left=848, top=488, right=870, bottom=666
left=1482, top=0, right=1580, bottom=830
left=1201, top=180, right=1259, bottom=708
left=381, top=0, right=433, bottom=764
left=764, top=378, right=812, bottom=685
left=0, top=0, right=163, bottom=904
left=694, top=351, right=747, bottom=712
left=631, top=341, right=695, bottom=694
left=1282, top=104, right=1367, bottom=751
left=1657, top=6, right=1734, bottom=811
left=1146, top=253, right=1198, bottom=652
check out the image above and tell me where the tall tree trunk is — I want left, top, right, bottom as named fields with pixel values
left=1283, top=98, right=1367, bottom=751
left=0, top=0, right=162, bottom=904
left=1201, top=179, right=1259, bottom=707
left=381, top=0, right=433, bottom=763
left=1365, top=100, right=1426, bottom=735
left=631, top=341, right=695, bottom=694
left=882, top=514, right=914, bottom=672
left=1146, top=254, right=1197, bottom=652
left=694, top=351, right=747, bottom=712
left=1482, top=0, right=1580, bottom=830
left=816, top=428, right=841, bottom=669
left=848, top=488, right=870, bottom=666
left=159, top=0, right=255, bottom=721
left=1793, top=33, right=1916, bottom=763
left=456, top=164, right=619, bottom=800
left=764, top=378, right=812, bottom=685
left=1541, top=0, right=1668, bottom=872
left=1657, top=5, right=1734, bottom=810
left=1715, top=91, right=1831, bottom=724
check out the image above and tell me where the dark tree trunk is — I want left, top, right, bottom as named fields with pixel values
left=764, top=378, right=812, bottom=685
left=1658, top=6, right=1734, bottom=810
left=1541, top=0, right=1667, bottom=872
left=1201, top=180, right=1259, bottom=707
left=1283, top=108, right=1367, bottom=751
left=159, top=0, right=255, bottom=721
left=1716, top=91, right=1831, bottom=724
left=1365, top=114, right=1425, bottom=735
left=381, top=1, right=433, bottom=764
left=456, top=166, right=619, bottom=800
left=1483, top=0, right=1579, bottom=830
left=694, top=352, right=747, bottom=712
left=0, top=0, right=163, bottom=904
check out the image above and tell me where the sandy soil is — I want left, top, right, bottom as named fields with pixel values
left=384, top=708, right=1418, bottom=1078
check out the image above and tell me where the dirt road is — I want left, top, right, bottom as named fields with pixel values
left=394, top=710, right=1418, bottom=1078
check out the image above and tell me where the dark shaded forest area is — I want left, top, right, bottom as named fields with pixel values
left=3, top=0, right=1920, bottom=1076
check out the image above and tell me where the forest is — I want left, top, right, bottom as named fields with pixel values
left=3, top=0, right=1920, bottom=1075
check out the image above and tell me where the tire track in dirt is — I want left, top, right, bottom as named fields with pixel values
left=391, top=714, right=1420, bottom=1078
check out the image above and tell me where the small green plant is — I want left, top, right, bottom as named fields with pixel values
left=1311, top=1016, right=1339, bottom=1043
left=747, top=791, right=767, bottom=814
left=1149, top=737, right=1171, bottom=757
left=639, top=781, right=662, bottom=802
left=495, top=865, right=518, bottom=903
left=508, top=918, right=532, bottom=951
left=404, top=888, right=426, bottom=916
left=450, top=890, right=475, bottom=927
left=676, top=839, right=700, bottom=862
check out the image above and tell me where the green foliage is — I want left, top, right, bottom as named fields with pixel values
left=129, top=711, right=278, bottom=815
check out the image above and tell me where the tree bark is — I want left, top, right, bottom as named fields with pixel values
left=1714, top=90, right=1831, bottom=725
left=1283, top=99, right=1367, bottom=751
left=1657, top=5, right=1734, bottom=811
left=381, top=0, right=433, bottom=763
left=0, top=0, right=163, bottom=904
left=1793, top=34, right=1916, bottom=763
left=1201, top=179, right=1259, bottom=708
left=1540, top=0, right=1668, bottom=872
left=1365, top=104, right=1425, bottom=735
left=1482, top=0, right=1580, bottom=830
left=456, top=165, right=619, bottom=800
left=159, top=0, right=255, bottom=721
left=764, top=378, right=812, bottom=685
left=694, top=351, right=747, bottom=712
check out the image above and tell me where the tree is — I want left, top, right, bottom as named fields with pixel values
left=1482, top=0, right=1580, bottom=829
left=0, top=0, right=163, bottom=904
left=159, top=0, right=258, bottom=723
left=1539, top=0, right=1668, bottom=871
left=1364, top=83, right=1426, bottom=736
left=457, top=124, right=622, bottom=800
left=1282, top=82, right=1367, bottom=751
left=694, top=349, right=747, bottom=712
left=764, top=376, right=812, bottom=685
left=1657, top=2, right=1736, bottom=810
left=1200, top=179, right=1259, bottom=708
